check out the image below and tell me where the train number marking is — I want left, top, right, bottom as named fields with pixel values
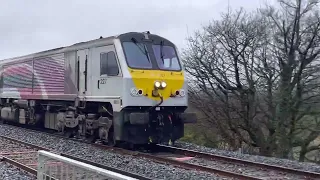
left=100, top=78, right=107, bottom=84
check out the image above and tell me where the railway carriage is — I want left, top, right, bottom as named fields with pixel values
left=0, top=31, right=197, bottom=146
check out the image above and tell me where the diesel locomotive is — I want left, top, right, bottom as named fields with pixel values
left=0, top=31, right=197, bottom=146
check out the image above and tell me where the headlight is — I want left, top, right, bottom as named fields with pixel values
left=154, top=81, right=161, bottom=88
left=174, top=89, right=185, bottom=97
left=161, top=81, right=167, bottom=88
left=154, top=81, right=167, bottom=89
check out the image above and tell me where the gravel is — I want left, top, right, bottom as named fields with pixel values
left=185, top=156, right=304, bottom=179
left=0, top=162, right=35, bottom=180
left=174, top=141, right=320, bottom=173
left=0, top=124, right=229, bottom=180
left=3, top=123, right=319, bottom=179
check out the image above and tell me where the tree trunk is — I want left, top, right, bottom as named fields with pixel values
left=299, top=147, right=307, bottom=162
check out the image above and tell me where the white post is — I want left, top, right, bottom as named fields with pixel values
left=37, top=153, right=45, bottom=180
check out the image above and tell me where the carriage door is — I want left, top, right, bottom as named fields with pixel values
left=91, top=45, right=121, bottom=97
left=76, top=49, right=89, bottom=95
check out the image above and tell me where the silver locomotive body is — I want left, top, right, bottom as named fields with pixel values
left=0, top=32, right=197, bottom=146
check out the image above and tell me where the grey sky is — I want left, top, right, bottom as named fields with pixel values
left=0, top=0, right=272, bottom=59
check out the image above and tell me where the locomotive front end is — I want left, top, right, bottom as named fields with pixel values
left=114, top=32, right=197, bottom=145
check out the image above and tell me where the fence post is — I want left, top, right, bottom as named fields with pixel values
left=37, top=152, right=45, bottom=180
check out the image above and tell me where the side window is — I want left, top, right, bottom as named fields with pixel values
left=107, top=52, right=119, bottom=76
left=100, top=53, right=108, bottom=75
left=100, top=51, right=119, bottom=76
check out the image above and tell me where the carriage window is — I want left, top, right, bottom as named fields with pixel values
left=100, top=51, right=119, bottom=76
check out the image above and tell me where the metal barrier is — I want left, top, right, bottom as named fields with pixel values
left=37, top=150, right=137, bottom=180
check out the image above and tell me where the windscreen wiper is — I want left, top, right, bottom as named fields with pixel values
left=160, top=40, right=164, bottom=63
left=131, top=38, right=150, bottom=62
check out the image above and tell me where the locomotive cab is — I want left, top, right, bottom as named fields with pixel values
left=111, top=32, right=197, bottom=145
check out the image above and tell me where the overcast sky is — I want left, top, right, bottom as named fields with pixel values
left=0, top=0, right=274, bottom=60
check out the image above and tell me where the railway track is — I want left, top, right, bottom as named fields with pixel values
left=0, top=135, right=48, bottom=178
left=153, top=144, right=320, bottom=180
left=0, top=124, right=259, bottom=179
left=0, top=134, right=151, bottom=180
left=91, top=143, right=320, bottom=180
left=5, top=126, right=260, bottom=179
left=2, top=123, right=320, bottom=179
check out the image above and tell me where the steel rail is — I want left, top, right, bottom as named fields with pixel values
left=3, top=124, right=320, bottom=179
left=0, top=127, right=262, bottom=179
left=0, top=156, right=37, bottom=175
left=0, top=134, right=150, bottom=180
left=89, top=143, right=263, bottom=180
left=156, top=144, right=320, bottom=179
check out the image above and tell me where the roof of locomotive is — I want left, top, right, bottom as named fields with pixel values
left=0, top=31, right=172, bottom=65
left=0, top=34, right=116, bottom=64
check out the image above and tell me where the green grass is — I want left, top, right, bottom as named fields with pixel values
left=180, top=124, right=218, bottom=148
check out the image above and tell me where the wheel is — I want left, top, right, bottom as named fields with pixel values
left=107, top=126, right=117, bottom=147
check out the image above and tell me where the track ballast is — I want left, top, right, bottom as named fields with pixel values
left=1, top=122, right=320, bottom=179
left=0, top=123, right=224, bottom=180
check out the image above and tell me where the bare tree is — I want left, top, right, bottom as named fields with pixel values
left=183, top=8, right=274, bottom=155
left=262, top=0, right=320, bottom=159
left=183, top=0, right=320, bottom=160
